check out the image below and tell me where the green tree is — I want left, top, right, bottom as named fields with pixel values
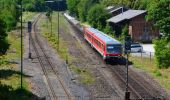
left=104, top=22, right=112, bottom=34
left=0, top=0, right=19, bottom=31
left=147, top=0, right=170, bottom=39
left=0, top=18, right=9, bottom=55
left=87, top=4, right=109, bottom=29
left=100, top=0, right=117, bottom=6
left=66, top=0, right=80, bottom=17
left=78, top=0, right=98, bottom=22
left=46, top=9, right=53, bottom=35
left=154, top=38, right=170, bottom=68
left=77, top=0, right=88, bottom=21
left=23, top=0, right=34, bottom=11
left=146, top=0, right=170, bottom=68
left=122, top=24, right=129, bottom=36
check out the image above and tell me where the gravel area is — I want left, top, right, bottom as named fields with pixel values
left=23, top=14, right=90, bottom=100
left=23, top=14, right=51, bottom=100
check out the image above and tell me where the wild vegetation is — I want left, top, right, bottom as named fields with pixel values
left=146, top=0, right=170, bottom=68
left=0, top=1, right=39, bottom=99
left=129, top=55, right=170, bottom=91
left=0, top=0, right=19, bottom=54
left=22, top=0, right=45, bottom=11
left=0, top=0, right=51, bottom=55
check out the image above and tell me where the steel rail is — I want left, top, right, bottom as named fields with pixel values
left=33, top=15, right=72, bottom=100
left=30, top=14, right=57, bottom=100
left=110, top=65, right=155, bottom=99
left=31, top=14, right=72, bottom=100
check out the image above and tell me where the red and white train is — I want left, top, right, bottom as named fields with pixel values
left=84, top=27, right=122, bottom=60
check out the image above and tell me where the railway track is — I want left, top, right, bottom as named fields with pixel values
left=64, top=14, right=165, bottom=100
left=109, top=64, right=163, bottom=99
left=30, top=14, right=72, bottom=100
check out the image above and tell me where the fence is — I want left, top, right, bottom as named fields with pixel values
left=130, top=51, right=154, bottom=60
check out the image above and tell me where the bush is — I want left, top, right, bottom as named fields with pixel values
left=0, top=19, right=9, bottom=55
left=0, top=83, right=33, bottom=100
left=154, top=38, right=170, bottom=68
left=122, top=25, right=129, bottom=36
left=104, top=22, right=113, bottom=34
left=153, top=70, right=162, bottom=77
left=0, top=39, right=9, bottom=55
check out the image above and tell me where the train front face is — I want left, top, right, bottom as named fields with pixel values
left=105, top=44, right=122, bottom=60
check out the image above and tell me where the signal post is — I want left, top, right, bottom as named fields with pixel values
left=124, top=36, right=132, bottom=100
left=28, top=21, right=32, bottom=59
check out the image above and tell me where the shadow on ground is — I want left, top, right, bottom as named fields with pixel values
left=0, top=69, right=32, bottom=79
left=0, top=69, right=46, bottom=100
left=0, top=83, right=46, bottom=100
left=106, top=57, right=133, bottom=66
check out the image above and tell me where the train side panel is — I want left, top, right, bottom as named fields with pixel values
left=84, top=27, right=107, bottom=59
left=92, top=34, right=106, bottom=58
left=84, top=28, right=93, bottom=44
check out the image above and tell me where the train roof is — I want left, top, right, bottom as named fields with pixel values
left=87, top=27, right=121, bottom=45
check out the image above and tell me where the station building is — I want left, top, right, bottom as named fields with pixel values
left=107, top=7, right=159, bottom=42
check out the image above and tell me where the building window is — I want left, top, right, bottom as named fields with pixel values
left=143, top=26, right=149, bottom=33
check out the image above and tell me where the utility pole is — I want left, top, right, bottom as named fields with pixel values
left=45, top=1, right=54, bottom=36
left=51, top=13, right=52, bottom=36
left=57, top=0, right=59, bottom=51
left=20, top=0, right=23, bottom=89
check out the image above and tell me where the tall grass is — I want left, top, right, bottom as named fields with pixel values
left=129, top=56, right=170, bottom=91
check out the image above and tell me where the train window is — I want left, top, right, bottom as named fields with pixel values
left=87, top=34, right=90, bottom=38
left=98, top=42, right=101, bottom=47
left=107, top=45, right=122, bottom=54
left=94, top=39, right=97, bottom=45
left=97, top=41, right=100, bottom=47
left=102, top=44, right=104, bottom=51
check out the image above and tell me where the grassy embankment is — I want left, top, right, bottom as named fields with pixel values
left=39, top=12, right=95, bottom=85
left=0, top=12, right=37, bottom=100
left=129, top=56, right=170, bottom=91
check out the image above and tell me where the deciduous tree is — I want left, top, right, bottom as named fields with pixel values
left=87, top=4, right=109, bottom=29
left=147, top=0, right=170, bottom=39
left=0, top=18, right=9, bottom=55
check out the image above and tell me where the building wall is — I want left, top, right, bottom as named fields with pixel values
left=129, top=13, right=159, bottom=42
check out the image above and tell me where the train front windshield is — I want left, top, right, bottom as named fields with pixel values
left=107, top=45, right=122, bottom=54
